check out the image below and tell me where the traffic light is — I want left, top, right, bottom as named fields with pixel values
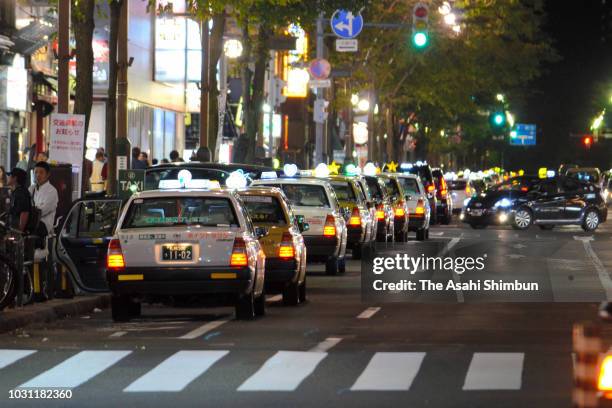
left=412, top=3, right=429, bottom=49
left=582, top=134, right=594, bottom=149
left=490, top=111, right=507, bottom=128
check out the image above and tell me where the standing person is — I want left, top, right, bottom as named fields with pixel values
left=6, top=168, right=31, bottom=232
left=169, top=150, right=180, bottom=163
left=132, top=147, right=146, bottom=170
left=138, top=151, right=150, bottom=167
left=36, top=151, right=49, bottom=162
left=0, top=166, right=7, bottom=187
left=29, top=162, right=59, bottom=246
left=90, top=151, right=106, bottom=192
left=16, top=148, right=29, bottom=171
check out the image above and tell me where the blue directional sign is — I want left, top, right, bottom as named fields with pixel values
left=331, top=10, right=364, bottom=39
left=510, top=124, right=537, bottom=146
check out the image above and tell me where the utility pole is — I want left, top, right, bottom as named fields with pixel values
left=57, top=0, right=70, bottom=115
left=314, top=13, right=324, bottom=164
left=200, top=19, right=210, bottom=149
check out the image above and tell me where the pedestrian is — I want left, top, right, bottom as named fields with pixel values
left=169, top=150, right=181, bottom=163
left=0, top=166, right=7, bottom=187
left=131, top=147, right=147, bottom=170
left=6, top=167, right=31, bottom=232
left=16, top=148, right=29, bottom=171
left=29, top=161, right=59, bottom=248
left=36, top=151, right=49, bottom=162
left=138, top=151, right=150, bottom=167
left=161, top=158, right=170, bottom=164
left=152, top=158, right=159, bottom=166
left=90, top=151, right=106, bottom=192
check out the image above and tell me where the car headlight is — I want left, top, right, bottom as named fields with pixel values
left=494, top=198, right=513, bottom=208
left=463, top=198, right=472, bottom=207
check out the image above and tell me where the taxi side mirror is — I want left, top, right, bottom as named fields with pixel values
left=299, top=222, right=310, bottom=233
left=406, top=195, right=414, bottom=201
left=255, top=226, right=268, bottom=239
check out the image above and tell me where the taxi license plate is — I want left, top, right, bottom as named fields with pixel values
left=471, top=209, right=483, bottom=217
left=162, top=245, right=193, bottom=261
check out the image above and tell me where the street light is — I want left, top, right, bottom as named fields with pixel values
left=496, top=93, right=505, bottom=102
left=443, top=13, right=456, bottom=26
left=351, top=94, right=360, bottom=106
left=223, top=39, right=243, bottom=59
left=357, top=99, right=370, bottom=112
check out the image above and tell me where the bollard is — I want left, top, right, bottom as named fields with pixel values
left=573, top=322, right=602, bottom=408
left=54, top=264, right=74, bottom=299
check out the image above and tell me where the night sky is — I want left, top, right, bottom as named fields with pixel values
left=514, top=0, right=612, bottom=170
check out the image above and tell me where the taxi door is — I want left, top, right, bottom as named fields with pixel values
left=56, top=198, right=123, bottom=292
left=531, top=180, right=564, bottom=221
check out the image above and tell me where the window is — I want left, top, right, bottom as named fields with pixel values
left=122, top=197, right=238, bottom=228
left=448, top=180, right=467, bottom=191
left=240, top=195, right=288, bottom=225
left=330, top=181, right=356, bottom=201
left=280, top=184, right=330, bottom=208
left=365, top=177, right=384, bottom=200
left=398, top=178, right=420, bottom=195
left=76, top=201, right=122, bottom=238
left=383, top=178, right=400, bottom=198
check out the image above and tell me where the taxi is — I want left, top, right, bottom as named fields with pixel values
left=379, top=174, right=411, bottom=242
left=105, top=187, right=267, bottom=321
left=361, top=175, right=395, bottom=243
left=389, top=173, right=431, bottom=240
left=326, top=175, right=375, bottom=259
left=237, top=187, right=307, bottom=305
left=252, top=173, right=348, bottom=276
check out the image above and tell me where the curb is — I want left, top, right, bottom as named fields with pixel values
left=0, top=295, right=111, bottom=335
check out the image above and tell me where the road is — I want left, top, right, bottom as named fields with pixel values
left=0, top=219, right=611, bottom=407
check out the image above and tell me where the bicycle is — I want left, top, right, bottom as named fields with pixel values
left=0, top=220, right=23, bottom=310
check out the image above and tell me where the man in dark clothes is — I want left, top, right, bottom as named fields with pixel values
left=7, top=168, right=31, bottom=232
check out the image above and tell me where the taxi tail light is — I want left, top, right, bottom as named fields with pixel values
left=278, top=232, right=295, bottom=259
left=323, top=215, right=336, bottom=237
left=440, top=179, right=448, bottom=196
left=426, top=183, right=435, bottom=194
left=395, top=201, right=407, bottom=218
left=230, top=237, right=249, bottom=267
left=465, top=184, right=472, bottom=196
left=375, top=204, right=386, bottom=221
left=107, top=239, right=125, bottom=270
left=598, top=354, right=612, bottom=395
left=348, top=207, right=361, bottom=227
left=414, top=199, right=425, bottom=217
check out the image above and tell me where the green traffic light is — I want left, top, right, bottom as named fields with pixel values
left=491, top=112, right=506, bottom=127
left=412, top=32, right=428, bottom=48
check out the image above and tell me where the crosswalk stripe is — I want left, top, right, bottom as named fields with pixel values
left=124, top=350, right=228, bottom=392
left=19, top=351, right=131, bottom=389
left=357, top=307, right=381, bottom=319
left=237, top=351, right=327, bottom=391
left=463, top=352, right=524, bottom=390
left=350, top=352, right=426, bottom=391
left=0, top=349, right=36, bottom=370
left=179, top=319, right=229, bottom=340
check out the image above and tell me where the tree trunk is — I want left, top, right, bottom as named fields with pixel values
left=207, top=11, right=226, bottom=160
left=244, top=26, right=270, bottom=163
left=71, top=0, right=95, bottom=135
left=105, top=0, right=122, bottom=194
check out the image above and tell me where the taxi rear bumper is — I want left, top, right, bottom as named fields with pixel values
left=304, top=235, right=339, bottom=261
left=347, top=225, right=365, bottom=247
left=107, top=266, right=253, bottom=296
left=264, top=258, right=299, bottom=292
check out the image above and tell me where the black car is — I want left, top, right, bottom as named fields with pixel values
left=400, top=162, right=438, bottom=223
left=432, top=168, right=453, bottom=224
left=462, top=176, right=608, bottom=231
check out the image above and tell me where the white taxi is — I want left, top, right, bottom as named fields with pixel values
left=252, top=176, right=347, bottom=275
left=105, top=188, right=267, bottom=321
left=388, top=173, right=431, bottom=241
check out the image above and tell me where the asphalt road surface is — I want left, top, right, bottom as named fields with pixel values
left=0, top=219, right=611, bottom=407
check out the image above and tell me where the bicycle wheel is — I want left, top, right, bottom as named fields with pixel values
left=0, top=254, right=17, bottom=310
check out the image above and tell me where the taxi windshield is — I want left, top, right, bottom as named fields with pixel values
left=365, top=177, right=384, bottom=200
left=490, top=178, right=537, bottom=193
left=398, top=178, right=420, bottom=195
left=330, top=181, right=356, bottom=201
left=268, top=184, right=330, bottom=208
left=241, top=195, right=287, bottom=225
left=122, top=197, right=239, bottom=228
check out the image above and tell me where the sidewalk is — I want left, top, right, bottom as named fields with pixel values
left=0, top=295, right=110, bottom=335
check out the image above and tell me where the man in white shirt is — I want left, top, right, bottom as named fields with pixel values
left=30, top=161, right=59, bottom=247
left=90, top=151, right=106, bottom=192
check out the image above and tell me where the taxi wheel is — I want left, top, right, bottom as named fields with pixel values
left=512, top=208, right=533, bottom=230
left=416, top=229, right=426, bottom=241
left=339, top=258, right=346, bottom=274
left=582, top=209, right=600, bottom=232
left=325, top=257, right=339, bottom=276
left=283, top=282, right=300, bottom=306
left=299, top=279, right=307, bottom=303
left=111, top=295, right=132, bottom=322
left=235, top=292, right=255, bottom=320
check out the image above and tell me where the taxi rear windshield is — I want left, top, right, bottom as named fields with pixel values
left=330, top=181, right=356, bottom=201
left=261, top=184, right=330, bottom=208
left=398, top=178, right=420, bottom=195
left=241, top=195, right=287, bottom=225
left=122, top=197, right=239, bottom=228
left=383, top=178, right=401, bottom=198
left=365, top=177, right=384, bottom=200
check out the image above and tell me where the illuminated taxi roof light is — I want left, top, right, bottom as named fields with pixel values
left=400, top=163, right=413, bottom=170
left=261, top=171, right=278, bottom=180
left=283, top=163, right=299, bottom=178
left=314, top=163, right=330, bottom=178
left=158, top=179, right=219, bottom=190
left=177, top=169, right=193, bottom=187
left=345, top=163, right=360, bottom=176
left=546, top=170, right=555, bottom=178
left=363, top=162, right=378, bottom=176
left=226, top=170, right=248, bottom=189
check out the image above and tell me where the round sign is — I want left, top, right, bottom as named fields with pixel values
left=308, top=58, right=332, bottom=80
left=330, top=9, right=364, bottom=39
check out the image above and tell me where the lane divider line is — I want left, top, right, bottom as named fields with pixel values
left=179, top=319, right=229, bottom=340
left=357, top=307, right=381, bottom=319
left=0, top=349, right=36, bottom=370
left=575, top=235, right=612, bottom=300
left=309, top=337, right=343, bottom=353
left=108, top=331, right=127, bottom=338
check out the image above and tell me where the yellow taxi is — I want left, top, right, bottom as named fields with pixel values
left=238, top=187, right=307, bottom=305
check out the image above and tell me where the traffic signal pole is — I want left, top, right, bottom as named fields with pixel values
left=315, top=13, right=325, bottom=164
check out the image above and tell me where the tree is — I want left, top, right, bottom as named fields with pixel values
left=71, top=0, right=95, bottom=140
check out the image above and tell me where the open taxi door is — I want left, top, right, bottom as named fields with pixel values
left=56, top=198, right=123, bottom=292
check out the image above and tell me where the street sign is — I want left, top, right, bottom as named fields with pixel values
left=48, top=113, right=86, bottom=166
left=309, top=79, right=332, bottom=88
left=335, top=39, right=358, bottom=52
left=330, top=9, right=364, bottom=39
left=118, top=169, right=145, bottom=200
left=308, top=58, right=331, bottom=80
left=510, top=123, right=537, bottom=146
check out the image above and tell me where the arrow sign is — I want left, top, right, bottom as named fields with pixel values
left=331, top=10, right=364, bottom=39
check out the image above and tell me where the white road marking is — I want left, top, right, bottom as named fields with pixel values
left=20, top=350, right=131, bottom=389
left=575, top=236, right=612, bottom=300
left=108, top=331, right=127, bottom=338
left=309, top=337, right=343, bottom=352
left=350, top=352, right=425, bottom=391
left=357, top=307, right=381, bottom=319
left=267, top=294, right=282, bottom=302
left=179, top=319, right=229, bottom=340
left=237, top=351, right=327, bottom=391
left=429, top=232, right=444, bottom=236
left=124, top=350, right=228, bottom=392
left=463, top=352, right=524, bottom=390
left=0, top=349, right=36, bottom=370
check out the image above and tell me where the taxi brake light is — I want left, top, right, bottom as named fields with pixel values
left=427, top=184, right=435, bottom=194
left=395, top=201, right=406, bottom=218
left=278, top=232, right=295, bottom=259
left=414, top=199, right=425, bottom=216
left=598, top=355, right=612, bottom=394
left=375, top=204, right=385, bottom=221
left=107, top=239, right=125, bottom=270
left=323, top=215, right=336, bottom=237
left=348, top=207, right=361, bottom=227
left=230, top=237, right=249, bottom=267
left=440, top=179, right=448, bottom=196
